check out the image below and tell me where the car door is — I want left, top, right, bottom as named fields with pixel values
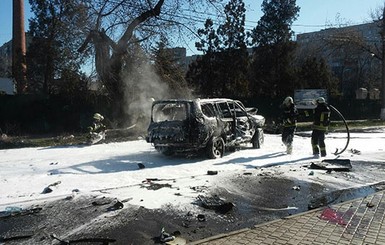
left=232, top=100, right=255, bottom=140
left=215, top=101, right=236, bottom=142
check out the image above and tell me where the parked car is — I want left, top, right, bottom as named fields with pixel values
left=146, top=98, right=265, bottom=158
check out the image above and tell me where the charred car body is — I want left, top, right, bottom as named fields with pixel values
left=146, top=98, right=265, bottom=158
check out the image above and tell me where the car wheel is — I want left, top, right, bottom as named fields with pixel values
left=207, top=136, right=225, bottom=159
left=252, top=128, right=264, bottom=149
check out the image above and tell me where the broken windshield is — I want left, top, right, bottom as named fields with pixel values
left=152, top=102, right=188, bottom=122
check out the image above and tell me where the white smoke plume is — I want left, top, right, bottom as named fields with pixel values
left=121, top=56, right=191, bottom=133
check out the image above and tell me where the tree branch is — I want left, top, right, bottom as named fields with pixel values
left=78, top=32, right=92, bottom=53
left=116, top=0, right=165, bottom=53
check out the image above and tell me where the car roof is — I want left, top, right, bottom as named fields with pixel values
left=199, top=98, right=234, bottom=103
left=153, top=98, right=235, bottom=104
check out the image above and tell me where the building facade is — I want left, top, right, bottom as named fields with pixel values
left=296, top=21, right=382, bottom=99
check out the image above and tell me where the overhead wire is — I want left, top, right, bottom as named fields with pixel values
left=177, top=7, right=374, bottom=32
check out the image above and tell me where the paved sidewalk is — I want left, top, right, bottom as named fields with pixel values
left=190, top=190, right=385, bottom=245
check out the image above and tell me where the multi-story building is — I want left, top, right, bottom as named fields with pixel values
left=165, top=47, right=200, bottom=73
left=296, top=21, right=382, bottom=98
left=0, top=33, right=31, bottom=79
left=0, top=40, right=13, bottom=78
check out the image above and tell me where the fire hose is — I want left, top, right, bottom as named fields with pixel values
left=328, top=104, right=350, bottom=155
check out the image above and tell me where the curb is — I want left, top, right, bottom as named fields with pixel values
left=188, top=228, right=250, bottom=245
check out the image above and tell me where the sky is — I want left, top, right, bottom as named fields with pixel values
left=1, top=129, right=385, bottom=212
left=0, top=0, right=384, bottom=52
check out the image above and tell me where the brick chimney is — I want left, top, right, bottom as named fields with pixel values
left=12, top=0, right=27, bottom=94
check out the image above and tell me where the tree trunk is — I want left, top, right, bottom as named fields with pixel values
left=78, top=0, right=165, bottom=126
left=381, top=7, right=385, bottom=120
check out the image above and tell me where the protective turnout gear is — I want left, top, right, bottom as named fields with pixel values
left=88, top=113, right=106, bottom=145
left=312, top=103, right=330, bottom=131
left=282, top=100, right=298, bottom=128
left=311, top=102, right=330, bottom=157
left=281, top=97, right=298, bottom=154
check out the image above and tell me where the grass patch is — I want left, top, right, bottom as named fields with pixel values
left=297, top=119, right=385, bottom=132
left=0, top=134, right=88, bottom=149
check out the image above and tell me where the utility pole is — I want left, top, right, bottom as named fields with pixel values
left=12, top=0, right=27, bottom=94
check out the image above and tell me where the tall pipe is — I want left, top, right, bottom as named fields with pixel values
left=12, top=0, right=27, bottom=94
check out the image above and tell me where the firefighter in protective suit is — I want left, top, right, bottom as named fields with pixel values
left=87, top=113, right=106, bottom=144
left=281, top=96, right=298, bottom=154
left=311, top=97, right=331, bottom=157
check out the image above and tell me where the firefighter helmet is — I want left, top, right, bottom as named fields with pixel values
left=283, top=96, right=294, bottom=106
left=315, top=97, right=326, bottom=104
left=93, top=113, right=104, bottom=121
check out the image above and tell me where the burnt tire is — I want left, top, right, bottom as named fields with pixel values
left=207, top=136, right=225, bottom=159
left=252, top=128, right=264, bottom=149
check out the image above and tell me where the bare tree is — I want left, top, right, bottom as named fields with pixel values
left=77, top=1, right=165, bottom=124
left=76, top=0, right=223, bottom=126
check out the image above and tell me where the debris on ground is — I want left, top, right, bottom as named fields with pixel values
left=190, top=186, right=208, bottom=193
left=91, top=197, right=112, bottom=206
left=207, top=170, right=218, bottom=175
left=350, top=148, right=361, bottom=155
left=142, top=182, right=172, bottom=190
left=319, top=208, right=347, bottom=226
left=160, top=227, right=175, bottom=243
left=157, top=229, right=187, bottom=245
left=309, top=159, right=352, bottom=171
left=197, top=214, right=206, bottom=222
left=42, top=186, right=53, bottom=194
left=292, top=186, right=301, bottom=191
left=196, top=195, right=234, bottom=214
left=141, top=178, right=174, bottom=190
left=106, top=200, right=124, bottom=211
left=366, top=202, right=375, bottom=208
left=41, top=181, right=62, bottom=194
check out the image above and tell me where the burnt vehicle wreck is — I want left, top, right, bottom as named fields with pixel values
left=146, top=98, right=265, bottom=158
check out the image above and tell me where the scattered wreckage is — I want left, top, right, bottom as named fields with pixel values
left=309, top=159, right=352, bottom=172
left=146, top=98, right=265, bottom=158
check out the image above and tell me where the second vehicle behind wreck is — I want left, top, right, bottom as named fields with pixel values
left=146, top=98, right=265, bottom=158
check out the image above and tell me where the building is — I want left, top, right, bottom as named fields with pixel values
left=0, top=78, right=16, bottom=95
left=165, top=47, right=200, bottom=73
left=296, top=21, right=382, bottom=98
left=0, top=33, right=31, bottom=79
left=0, top=41, right=13, bottom=77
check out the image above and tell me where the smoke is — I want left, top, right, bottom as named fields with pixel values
left=121, top=57, right=189, bottom=133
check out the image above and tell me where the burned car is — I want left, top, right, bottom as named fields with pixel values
left=146, top=98, right=265, bottom=158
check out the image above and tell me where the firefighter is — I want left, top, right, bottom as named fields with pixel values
left=281, top=96, right=298, bottom=154
left=311, top=97, right=331, bottom=157
left=88, top=113, right=106, bottom=133
left=87, top=113, right=106, bottom=144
